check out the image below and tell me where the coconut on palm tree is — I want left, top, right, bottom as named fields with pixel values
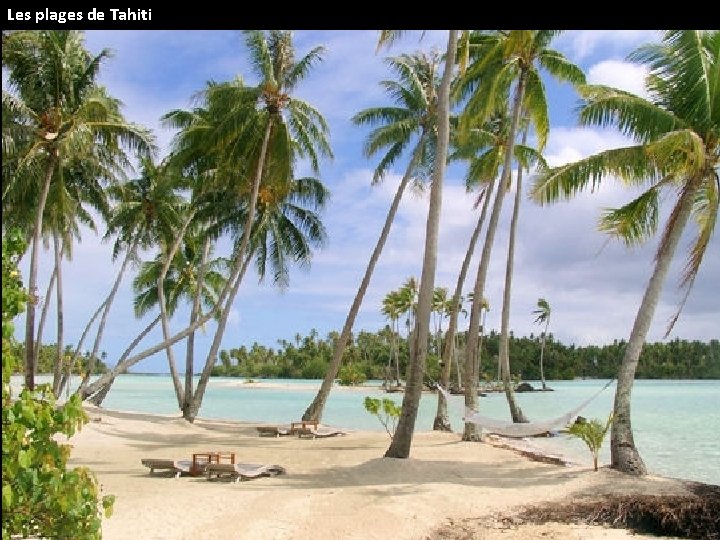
left=302, top=51, right=442, bottom=422
left=532, top=30, right=719, bottom=475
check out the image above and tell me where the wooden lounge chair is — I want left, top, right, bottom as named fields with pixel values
left=296, top=427, right=347, bottom=439
left=141, top=458, right=192, bottom=478
left=256, top=425, right=292, bottom=437
left=205, top=462, right=287, bottom=483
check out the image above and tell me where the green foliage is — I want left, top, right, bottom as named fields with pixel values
left=364, top=396, right=401, bottom=439
left=568, top=413, right=614, bottom=471
left=337, top=363, right=367, bottom=386
left=2, top=230, right=113, bottom=539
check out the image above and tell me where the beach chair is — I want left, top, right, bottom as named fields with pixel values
left=296, top=426, right=347, bottom=439
left=205, top=462, right=287, bottom=483
left=141, top=458, right=192, bottom=478
left=256, top=425, right=292, bottom=437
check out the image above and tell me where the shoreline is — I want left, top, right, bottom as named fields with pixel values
left=66, top=404, right=710, bottom=539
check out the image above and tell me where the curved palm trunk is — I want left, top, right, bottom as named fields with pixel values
left=498, top=129, right=528, bottom=424
left=182, top=238, right=210, bottom=417
left=433, top=182, right=493, bottom=431
left=59, top=298, right=107, bottom=397
left=52, top=234, right=64, bottom=395
left=35, top=255, right=58, bottom=376
left=611, top=181, right=697, bottom=475
left=539, top=318, right=549, bottom=390
left=79, top=233, right=141, bottom=391
left=302, top=137, right=425, bottom=422
left=155, top=212, right=198, bottom=409
left=463, top=73, right=527, bottom=441
left=187, top=252, right=253, bottom=422
left=87, top=314, right=162, bottom=405
left=477, top=307, right=487, bottom=381
left=24, top=153, right=57, bottom=390
left=184, top=119, right=272, bottom=422
left=386, top=30, right=457, bottom=458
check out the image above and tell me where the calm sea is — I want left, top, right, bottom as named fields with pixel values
left=12, top=376, right=720, bottom=485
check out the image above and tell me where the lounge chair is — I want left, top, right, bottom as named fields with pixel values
left=296, top=426, right=347, bottom=439
left=205, top=462, right=287, bottom=483
left=141, top=458, right=192, bottom=478
left=256, top=425, right=292, bottom=437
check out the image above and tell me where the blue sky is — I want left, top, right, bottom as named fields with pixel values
left=16, top=30, right=719, bottom=373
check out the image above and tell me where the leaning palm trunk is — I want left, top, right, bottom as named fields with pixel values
left=24, top=154, right=57, bottom=390
left=477, top=307, right=487, bottom=382
left=498, top=128, right=528, bottom=424
left=183, top=119, right=272, bottom=422
left=79, top=233, right=141, bottom=391
left=186, top=252, right=253, bottom=422
left=386, top=30, right=457, bottom=458
left=463, top=73, right=527, bottom=440
left=182, top=238, right=210, bottom=416
left=302, top=139, right=425, bottom=422
left=35, top=254, right=58, bottom=377
left=434, top=181, right=494, bottom=431
left=59, top=299, right=107, bottom=397
left=52, top=234, right=65, bottom=395
left=87, top=314, right=162, bottom=405
left=611, top=180, right=698, bottom=475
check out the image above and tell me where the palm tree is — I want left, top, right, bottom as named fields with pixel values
left=386, top=30, right=458, bottom=459
left=533, top=298, right=551, bottom=390
left=85, top=32, right=332, bottom=390
left=303, top=51, right=442, bottom=422
left=532, top=30, right=719, bottom=474
left=381, top=289, right=404, bottom=386
left=73, top=158, right=184, bottom=395
left=459, top=30, right=584, bottom=437
left=2, top=30, right=153, bottom=389
left=434, top=116, right=510, bottom=430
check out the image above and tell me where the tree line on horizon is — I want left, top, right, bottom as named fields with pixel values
left=207, top=330, right=720, bottom=381
left=3, top=27, right=718, bottom=496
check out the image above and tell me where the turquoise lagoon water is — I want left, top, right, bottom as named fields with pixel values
left=16, top=376, right=720, bottom=485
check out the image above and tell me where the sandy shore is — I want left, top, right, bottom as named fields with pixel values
left=66, top=406, right=692, bottom=539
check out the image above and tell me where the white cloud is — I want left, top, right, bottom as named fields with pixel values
left=588, top=60, right=650, bottom=98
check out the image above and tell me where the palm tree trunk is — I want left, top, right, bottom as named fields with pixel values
left=35, top=254, right=58, bottom=376
left=52, top=234, right=64, bottom=395
left=184, top=119, right=272, bottom=422
left=498, top=127, right=528, bottom=424
left=79, top=233, right=141, bottom=391
left=182, top=238, right=210, bottom=419
left=59, top=298, right=107, bottom=397
left=434, top=182, right=493, bottom=430
left=188, top=252, right=253, bottom=422
left=24, top=153, right=57, bottom=390
left=386, top=29, right=457, bottom=458
left=477, top=308, right=487, bottom=381
left=539, top=319, right=548, bottom=390
left=463, top=72, right=527, bottom=441
left=611, top=181, right=698, bottom=475
left=87, top=315, right=162, bottom=405
left=302, top=136, right=425, bottom=421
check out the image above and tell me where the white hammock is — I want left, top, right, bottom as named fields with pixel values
left=437, top=380, right=614, bottom=438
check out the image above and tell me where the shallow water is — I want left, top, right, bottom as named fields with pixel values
left=13, top=375, right=720, bottom=485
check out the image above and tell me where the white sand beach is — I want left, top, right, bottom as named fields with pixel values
left=65, top=406, right=692, bottom=539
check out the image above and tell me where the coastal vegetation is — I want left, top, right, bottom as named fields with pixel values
left=3, top=28, right=717, bottom=487
left=209, top=329, right=720, bottom=381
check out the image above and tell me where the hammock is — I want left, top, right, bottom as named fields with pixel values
left=437, top=380, right=615, bottom=438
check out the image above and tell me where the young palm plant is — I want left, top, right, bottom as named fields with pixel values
left=532, top=30, right=719, bottom=475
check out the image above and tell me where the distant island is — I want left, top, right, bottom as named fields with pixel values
left=209, top=329, right=720, bottom=382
